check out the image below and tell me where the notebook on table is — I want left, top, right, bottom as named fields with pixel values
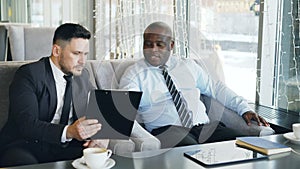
left=235, top=137, right=292, bottom=155
left=85, top=89, right=142, bottom=139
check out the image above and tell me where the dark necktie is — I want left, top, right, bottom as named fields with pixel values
left=160, top=66, right=193, bottom=128
left=60, top=75, right=72, bottom=125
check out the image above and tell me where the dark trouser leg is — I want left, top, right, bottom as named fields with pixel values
left=0, top=140, right=83, bottom=167
left=0, top=148, right=38, bottom=167
left=151, top=125, right=198, bottom=148
left=48, top=140, right=84, bottom=162
left=190, top=121, right=245, bottom=143
left=151, top=121, right=245, bottom=148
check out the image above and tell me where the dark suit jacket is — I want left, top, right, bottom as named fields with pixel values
left=0, top=57, right=95, bottom=150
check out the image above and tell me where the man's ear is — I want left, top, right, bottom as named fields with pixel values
left=52, top=44, right=61, bottom=57
left=170, top=40, right=174, bottom=50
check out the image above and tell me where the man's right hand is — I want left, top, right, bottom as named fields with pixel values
left=66, top=116, right=101, bottom=141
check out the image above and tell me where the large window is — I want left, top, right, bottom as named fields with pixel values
left=276, top=0, right=299, bottom=112
left=258, top=0, right=300, bottom=113
left=188, top=0, right=259, bottom=101
left=5, top=0, right=291, bottom=104
left=95, top=0, right=260, bottom=101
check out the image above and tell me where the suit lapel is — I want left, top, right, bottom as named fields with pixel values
left=44, top=57, right=57, bottom=118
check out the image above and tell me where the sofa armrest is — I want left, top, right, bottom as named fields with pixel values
left=130, top=120, right=161, bottom=151
left=107, top=121, right=160, bottom=154
left=108, top=139, right=135, bottom=155
left=220, top=107, right=275, bottom=136
left=201, top=95, right=275, bottom=136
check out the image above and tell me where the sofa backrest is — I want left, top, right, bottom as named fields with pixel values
left=0, top=54, right=224, bottom=131
left=0, top=23, right=31, bottom=61
left=0, top=61, right=28, bottom=130
left=92, top=54, right=225, bottom=90
left=8, top=26, right=56, bottom=61
left=0, top=26, right=7, bottom=61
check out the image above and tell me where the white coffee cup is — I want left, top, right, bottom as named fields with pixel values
left=83, top=147, right=112, bottom=169
left=292, top=123, right=300, bottom=139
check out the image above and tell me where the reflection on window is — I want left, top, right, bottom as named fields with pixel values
left=276, top=0, right=300, bottom=112
left=258, top=0, right=299, bottom=113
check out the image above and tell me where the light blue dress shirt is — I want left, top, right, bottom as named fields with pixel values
left=119, top=55, right=252, bottom=132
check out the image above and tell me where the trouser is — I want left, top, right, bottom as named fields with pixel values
left=151, top=121, right=245, bottom=148
left=0, top=139, right=84, bottom=167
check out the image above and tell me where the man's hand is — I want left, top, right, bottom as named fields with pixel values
left=83, top=139, right=109, bottom=148
left=66, top=116, right=101, bottom=141
left=242, top=111, right=270, bottom=127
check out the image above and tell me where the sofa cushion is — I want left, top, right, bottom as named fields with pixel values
left=92, top=59, right=136, bottom=89
left=111, top=59, right=136, bottom=86
left=192, top=51, right=225, bottom=83
left=0, top=62, right=27, bottom=130
left=8, top=26, right=25, bottom=61
left=0, top=26, right=7, bottom=61
left=8, top=26, right=55, bottom=61
left=24, top=27, right=55, bottom=60
left=90, top=60, right=118, bottom=89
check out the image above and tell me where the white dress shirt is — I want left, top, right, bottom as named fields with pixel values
left=119, top=55, right=253, bottom=132
left=49, top=59, right=73, bottom=142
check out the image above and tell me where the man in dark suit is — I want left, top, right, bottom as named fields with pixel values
left=0, top=23, right=107, bottom=167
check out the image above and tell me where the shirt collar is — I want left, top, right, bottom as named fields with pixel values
left=143, top=54, right=178, bottom=70
left=163, top=54, right=178, bottom=70
left=49, top=58, right=67, bottom=83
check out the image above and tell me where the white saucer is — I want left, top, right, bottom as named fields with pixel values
left=283, top=132, right=300, bottom=145
left=72, top=157, right=115, bottom=169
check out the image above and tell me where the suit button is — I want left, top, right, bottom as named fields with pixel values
left=34, top=140, right=39, bottom=143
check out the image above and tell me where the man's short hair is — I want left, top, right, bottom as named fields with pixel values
left=52, top=23, right=91, bottom=45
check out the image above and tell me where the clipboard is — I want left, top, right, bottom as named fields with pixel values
left=85, top=89, right=142, bottom=139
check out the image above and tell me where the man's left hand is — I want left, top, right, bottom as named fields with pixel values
left=242, top=111, right=270, bottom=127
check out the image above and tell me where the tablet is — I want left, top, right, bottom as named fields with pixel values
left=85, top=89, right=142, bottom=139
left=184, top=141, right=267, bottom=167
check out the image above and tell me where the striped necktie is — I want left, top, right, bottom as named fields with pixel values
left=160, top=66, right=193, bottom=128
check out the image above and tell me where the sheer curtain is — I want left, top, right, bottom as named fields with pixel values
left=95, top=0, right=197, bottom=59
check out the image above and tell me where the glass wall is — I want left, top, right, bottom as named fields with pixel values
left=275, top=0, right=300, bottom=112
left=258, top=0, right=300, bottom=113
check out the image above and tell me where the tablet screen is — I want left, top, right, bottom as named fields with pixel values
left=184, top=141, right=267, bottom=166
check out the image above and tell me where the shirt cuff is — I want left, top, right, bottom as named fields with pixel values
left=61, top=125, right=73, bottom=143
